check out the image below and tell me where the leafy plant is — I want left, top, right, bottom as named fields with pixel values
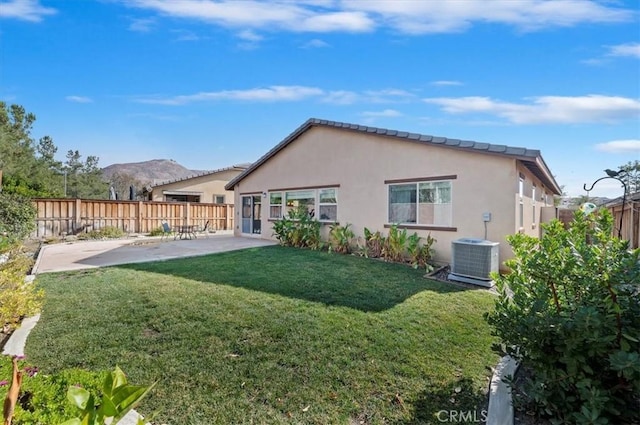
left=362, top=227, right=384, bottom=258
left=485, top=209, right=640, bottom=424
left=77, top=226, right=125, bottom=240
left=61, top=366, right=156, bottom=425
left=0, top=246, right=43, bottom=332
left=0, top=356, right=104, bottom=425
left=382, top=225, right=408, bottom=263
left=148, top=227, right=165, bottom=237
left=328, top=223, right=355, bottom=254
left=271, top=206, right=321, bottom=249
left=407, top=232, right=436, bottom=270
left=0, top=193, right=36, bottom=244
left=0, top=357, right=154, bottom=425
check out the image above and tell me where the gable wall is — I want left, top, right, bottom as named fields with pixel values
left=234, top=126, right=536, bottom=266
left=151, top=169, right=242, bottom=203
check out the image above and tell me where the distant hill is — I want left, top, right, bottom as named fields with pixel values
left=102, top=159, right=207, bottom=186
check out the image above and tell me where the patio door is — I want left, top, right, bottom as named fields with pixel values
left=241, top=195, right=262, bottom=235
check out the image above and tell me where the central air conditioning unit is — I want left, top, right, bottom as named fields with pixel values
left=448, top=238, right=499, bottom=287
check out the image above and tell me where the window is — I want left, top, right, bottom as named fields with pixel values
left=518, top=176, right=524, bottom=228
left=268, top=187, right=338, bottom=222
left=388, top=180, right=452, bottom=226
left=286, top=190, right=315, bottom=216
left=318, top=188, right=337, bottom=221
left=269, top=192, right=282, bottom=219
left=213, top=195, right=225, bottom=204
left=532, top=185, right=536, bottom=224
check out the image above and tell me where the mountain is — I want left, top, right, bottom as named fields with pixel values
left=101, top=159, right=207, bottom=186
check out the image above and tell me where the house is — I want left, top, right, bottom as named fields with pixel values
left=147, top=164, right=249, bottom=204
left=604, top=190, right=640, bottom=249
left=225, top=119, right=562, bottom=266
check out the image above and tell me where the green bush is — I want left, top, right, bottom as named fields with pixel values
left=485, top=210, right=640, bottom=424
left=147, top=227, right=165, bottom=237
left=361, top=227, right=384, bottom=258
left=0, top=356, right=105, bottom=424
left=328, top=223, right=355, bottom=254
left=0, top=246, right=43, bottom=332
left=382, top=225, right=408, bottom=263
left=407, top=232, right=436, bottom=270
left=272, top=206, right=321, bottom=249
left=77, top=226, right=125, bottom=240
left=0, top=193, right=36, bottom=243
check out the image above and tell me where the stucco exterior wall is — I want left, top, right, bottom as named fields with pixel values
left=233, top=126, right=554, bottom=267
left=151, top=169, right=242, bottom=203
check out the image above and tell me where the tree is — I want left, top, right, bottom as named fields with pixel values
left=0, top=102, right=63, bottom=197
left=0, top=102, right=108, bottom=199
left=64, top=150, right=109, bottom=199
left=617, top=160, right=640, bottom=194
left=108, top=171, right=145, bottom=201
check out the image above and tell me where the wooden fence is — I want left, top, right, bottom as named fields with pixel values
left=608, top=199, right=639, bottom=249
left=32, top=198, right=234, bottom=239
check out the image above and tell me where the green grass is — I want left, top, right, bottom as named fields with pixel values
left=27, top=246, right=498, bottom=424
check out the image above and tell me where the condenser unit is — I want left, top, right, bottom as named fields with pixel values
left=448, top=238, right=499, bottom=287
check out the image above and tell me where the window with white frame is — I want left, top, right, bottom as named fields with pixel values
left=518, top=176, right=524, bottom=228
left=269, top=192, right=282, bottom=219
left=268, top=188, right=338, bottom=222
left=532, top=184, right=536, bottom=224
left=318, top=188, right=337, bottom=221
left=388, top=180, right=452, bottom=226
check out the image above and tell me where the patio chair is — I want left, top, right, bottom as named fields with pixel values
left=160, top=221, right=174, bottom=241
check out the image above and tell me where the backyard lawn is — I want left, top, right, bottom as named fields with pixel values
left=27, top=246, right=498, bottom=424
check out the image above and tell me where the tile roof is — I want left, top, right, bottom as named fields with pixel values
left=226, top=118, right=562, bottom=194
left=151, top=164, right=249, bottom=188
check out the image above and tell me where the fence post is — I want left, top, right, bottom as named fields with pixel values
left=226, top=204, right=232, bottom=231
left=185, top=202, right=190, bottom=226
left=137, top=201, right=143, bottom=233
left=74, top=198, right=82, bottom=234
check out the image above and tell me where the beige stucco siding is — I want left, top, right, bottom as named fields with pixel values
left=234, top=126, right=552, bottom=267
left=152, top=169, right=241, bottom=203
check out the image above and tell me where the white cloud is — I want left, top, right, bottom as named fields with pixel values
left=594, top=140, right=640, bottom=153
left=66, top=96, right=93, bottom=104
left=134, top=85, right=324, bottom=105
left=360, top=109, right=402, bottom=118
left=606, top=42, right=640, bottom=58
left=430, top=80, right=463, bottom=86
left=128, top=17, right=155, bottom=32
left=424, top=95, right=640, bottom=124
left=301, top=38, right=330, bottom=48
left=237, top=29, right=263, bottom=42
left=126, top=0, right=373, bottom=33
left=0, top=0, right=56, bottom=22
left=124, top=0, right=633, bottom=34
left=321, top=90, right=360, bottom=105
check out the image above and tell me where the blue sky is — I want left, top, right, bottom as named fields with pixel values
left=1, top=0, right=639, bottom=198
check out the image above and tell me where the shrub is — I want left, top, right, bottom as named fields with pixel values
left=77, top=226, right=125, bottom=240
left=272, top=206, right=321, bottom=249
left=407, top=232, right=436, bottom=270
left=148, top=227, right=165, bottom=237
left=362, top=227, right=384, bottom=258
left=0, top=357, right=154, bottom=425
left=0, top=193, right=36, bottom=243
left=0, top=356, right=105, bottom=424
left=485, top=210, right=640, bottom=424
left=0, top=246, right=43, bottom=332
left=382, top=225, right=408, bottom=263
left=328, top=223, right=355, bottom=254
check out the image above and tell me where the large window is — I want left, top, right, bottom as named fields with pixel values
left=269, top=187, right=338, bottom=222
left=388, top=180, right=452, bottom=226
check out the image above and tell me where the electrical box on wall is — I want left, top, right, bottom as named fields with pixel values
left=482, top=212, right=492, bottom=222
